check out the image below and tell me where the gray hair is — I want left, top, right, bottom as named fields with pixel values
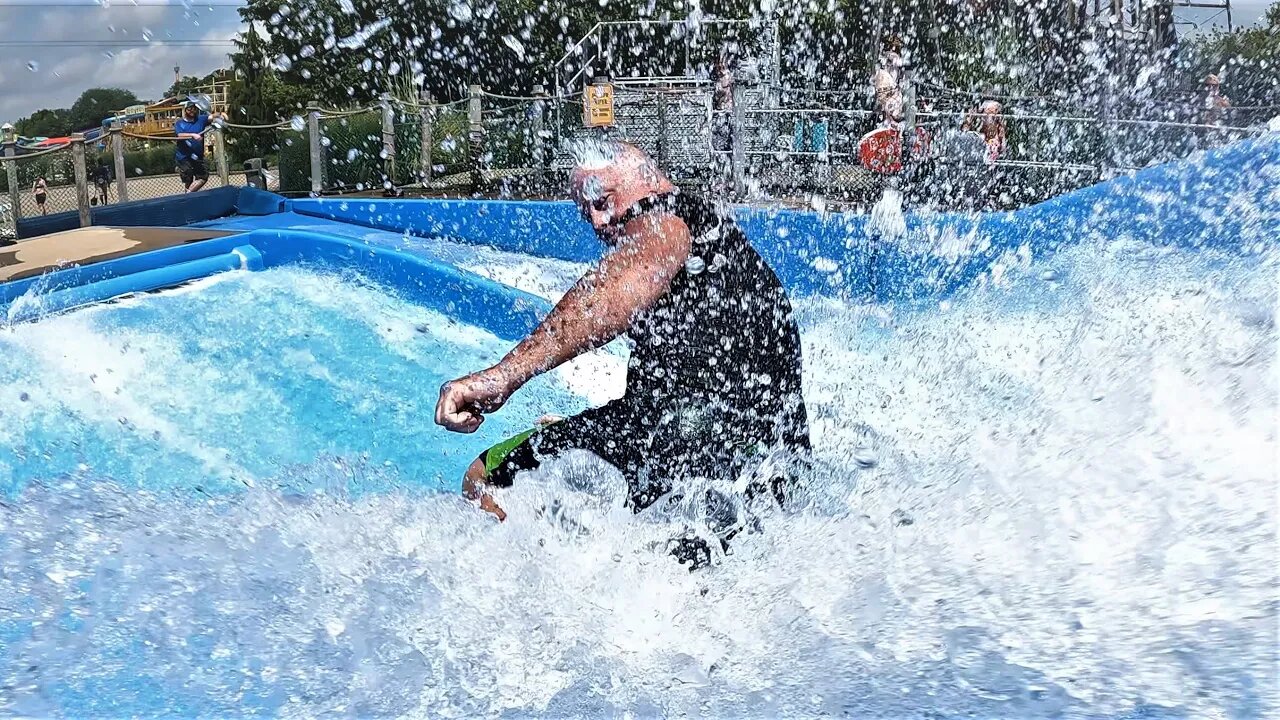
left=569, top=138, right=632, bottom=170
left=569, top=138, right=663, bottom=186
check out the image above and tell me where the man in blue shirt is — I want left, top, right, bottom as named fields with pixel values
left=173, top=98, right=224, bottom=192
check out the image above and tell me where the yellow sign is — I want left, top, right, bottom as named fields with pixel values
left=583, top=83, right=614, bottom=128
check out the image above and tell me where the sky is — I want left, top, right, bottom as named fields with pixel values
left=0, top=0, right=1273, bottom=125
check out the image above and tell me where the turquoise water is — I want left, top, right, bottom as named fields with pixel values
left=0, top=266, right=585, bottom=498
left=0, top=235, right=1276, bottom=718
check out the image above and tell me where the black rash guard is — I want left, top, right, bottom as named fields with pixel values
left=486, top=190, right=810, bottom=511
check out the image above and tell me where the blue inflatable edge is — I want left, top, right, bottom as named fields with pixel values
left=0, top=228, right=550, bottom=342
left=287, top=134, right=1279, bottom=301
left=3, top=134, right=1273, bottom=331
left=15, top=186, right=286, bottom=239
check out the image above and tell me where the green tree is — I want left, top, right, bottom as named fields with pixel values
left=15, top=108, right=72, bottom=138
left=165, top=70, right=226, bottom=101
left=165, top=75, right=206, bottom=100
left=66, top=88, right=140, bottom=133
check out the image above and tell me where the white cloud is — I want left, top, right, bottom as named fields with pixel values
left=0, top=4, right=242, bottom=124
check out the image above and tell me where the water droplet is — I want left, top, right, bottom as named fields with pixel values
left=448, top=0, right=473, bottom=22
left=502, top=35, right=525, bottom=59
left=298, top=45, right=315, bottom=59
left=685, top=256, right=706, bottom=275
left=273, top=54, right=292, bottom=72
left=321, top=136, right=332, bottom=147
left=360, top=57, right=372, bottom=72
left=853, top=448, right=878, bottom=468
left=1040, top=269, right=1061, bottom=282
left=26, top=61, right=38, bottom=72
left=289, top=115, right=306, bottom=132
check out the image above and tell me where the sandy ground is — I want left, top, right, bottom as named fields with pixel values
left=0, top=226, right=238, bottom=282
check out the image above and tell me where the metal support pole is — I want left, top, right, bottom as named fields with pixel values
left=730, top=84, right=746, bottom=199
left=307, top=102, right=324, bottom=195
left=111, top=125, right=129, bottom=203
left=213, top=122, right=230, bottom=187
left=380, top=93, right=396, bottom=190
left=419, top=91, right=433, bottom=185
left=532, top=84, right=547, bottom=192
left=71, top=133, right=91, bottom=227
left=468, top=84, right=484, bottom=194
left=554, top=68, right=563, bottom=149
left=683, top=22, right=691, bottom=77
left=901, top=61, right=917, bottom=166
left=656, top=89, right=669, bottom=171
left=3, top=141, right=21, bottom=228
left=595, top=32, right=604, bottom=80
left=769, top=14, right=782, bottom=108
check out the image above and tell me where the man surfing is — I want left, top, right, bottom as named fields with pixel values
left=436, top=141, right=810, bottom=567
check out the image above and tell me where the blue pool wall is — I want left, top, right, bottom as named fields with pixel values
left=286, top=133, right=1279, bottom=302
left=15, top=186, right=245, bottom=239
left=1, top=227, right=550, bottom=340
left=2, top=134, right=1274, bottom=340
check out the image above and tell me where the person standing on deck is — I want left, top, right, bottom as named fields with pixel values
left=963, top=97, right=1006, bottom=164
left=871, top=35, right=905, bottom=129
left=711, top=54, right=737, bottom=192
left=1202, top=74, right=1231, bottom=127
left=93, top=163, right=111, bottom=206
left=436, top=140, right=811, bottom=569
left=32, top=176, right=48, bottom=215
left=173, top=97, right=224, bottom=193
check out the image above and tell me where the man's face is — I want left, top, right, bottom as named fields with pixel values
left=571, top=169, right=626, bottom=244
left=184, top=105, right=198, bottom=121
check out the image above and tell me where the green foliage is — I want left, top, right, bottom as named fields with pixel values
left=275, top=129, right=312, bottom=193
left=122, top=146, right=181, bottom=177
left=67, top=88, right=140, bottom=133
left=14, top=108, right=72, bottom=139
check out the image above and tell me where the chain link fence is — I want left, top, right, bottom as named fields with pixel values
left=316, top=110, right=386, bottom=193
left=480, top=97, right=543, bottom=195
left=426, top=105, right=473, bottom=190
left=4, top=83, right=1266, bottom=240
left=7, top=148, right=80, bottom=219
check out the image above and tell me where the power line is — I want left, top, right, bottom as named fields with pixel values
left=0, top=40, right=237, bottom=46
left=0, top=1, right=246, bottom=6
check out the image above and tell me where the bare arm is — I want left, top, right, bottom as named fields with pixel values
left=435, top=213, right=692, bottom=432
left=498, top=212, right=691, bottom=385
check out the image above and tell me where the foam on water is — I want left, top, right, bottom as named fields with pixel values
left=0, top=234, right=1276, bottom=718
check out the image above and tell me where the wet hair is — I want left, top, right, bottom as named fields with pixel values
left=569, top=138, right=631, bottom=171
left=570, top=139, right=662, bottom=183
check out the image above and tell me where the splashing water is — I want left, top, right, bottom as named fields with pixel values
left=0, top=234, right=1276, bottom=717
left=869, top=186, right=907, bottom=241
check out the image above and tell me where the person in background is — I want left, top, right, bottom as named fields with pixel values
left=1202, top=74, right=1231, bottom=127
left=871, top=35, right=905, bottom=128
left=710, top=54, right=737, bottom=192
left=711, top=54, right=736, bottom=149
left=174, top=97, right=225, bottom=193
left=32, top=176, right=47, bottom=215
left=963, top=96, right=1006, bottom=164
left=93, top=162, right=111, bottom=206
